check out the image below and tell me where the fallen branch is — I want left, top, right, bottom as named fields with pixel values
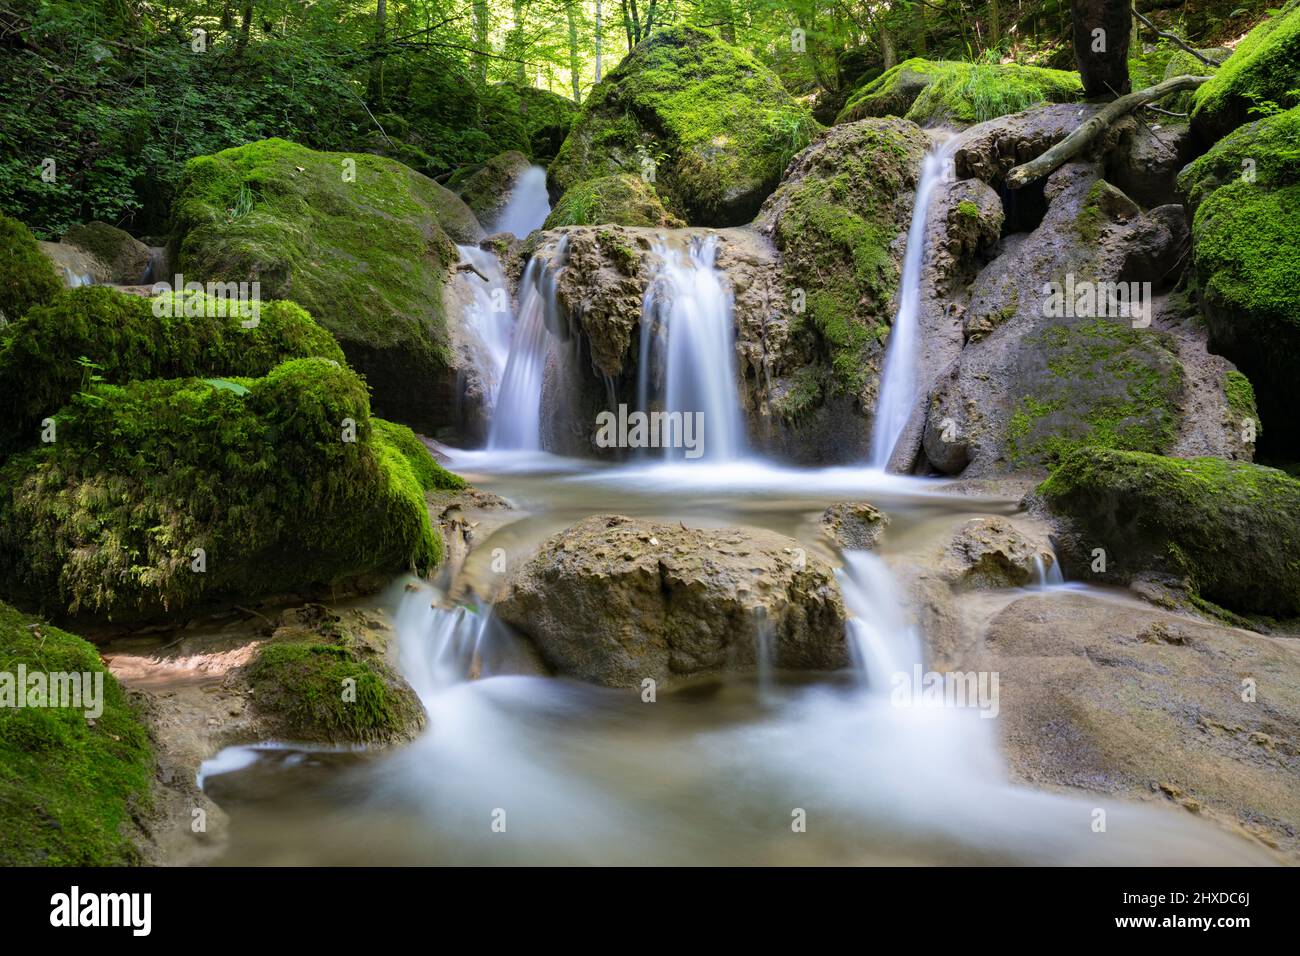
left=455, top=261, right=491, bottom=282
left=1133, top=9, right=1225, bottom=67
left=1006, top=75, right=1210, bottom=189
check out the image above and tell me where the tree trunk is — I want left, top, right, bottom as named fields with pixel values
left=916, top=1, right=927, bottom=56
left=367, top=0, right=387, bottom=104
left=567, top=3, right=582, bottom=102
left=473, top=0, right=489, bottom=82
left=595, top=0, right=603, bottom=83
left=1071, top=0, right=1132, bottom=97
left=881, top=24, right=897, bottom=70
left=991, top=0, right=1001, bottom=47
left=513, top=0, right=527, bottom=85
left=236, top=1, right=253, bottom=53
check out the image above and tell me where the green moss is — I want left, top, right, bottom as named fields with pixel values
left=171, top=138, right=475, bottom=430
left=371, top=417, right=465, bottom=491
left=544, top=175, right=684, bottom=229
left=956, top=199, right=980, bottom=218
left=837, top=58, right=1081, bottom=126
left=0, top=285, right=344, bottom=457
left=1007, top=319, right=1183, bottom=468
left=1179, top=105, right=1300, bottom=211
left=0, top=214, right=61, bottom=328
left=1192, top=2, right=1300, bottom=137
left=0, top=601, right=152, bottom=865
left=550, top=26, right=819, bottom=225
left=1223, top=370, right=1261, bottom=432
left=771, top=365, right=826, bottom=420
left=0, top=358, right=440, bottom=620
left=490, top=81, right=579, bottom=162
left=1040, top=448, right=1300, bottom=617
left=246, top=640, right=422, bottom=745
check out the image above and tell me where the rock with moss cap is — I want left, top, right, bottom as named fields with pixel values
left=837, top=58, right=1081, bottom=126
left=0, top=601, right=153, bottom=865
left=752, top=118, right=929, bottom=461
left=0, top=357, right=457, bottom=622
left=1039, top=447, right=1300, bottom=618
left=0, top=285, right=345, bottom=458
left=543, top=175, right=685, bottom=229
left=1191, top=2, right=1300, bottom=143
left=496, top=514, right=848, bottom=687
left=61, top=221, right=152, bottom=284
left=493, top=81, right=580, bottom=162
left=549, top=26, right=818, bottom=226
left=1179, top=106, right=1300, bottom=455
left=0, top=214, right=61, bottom=326
left=170, top=138, right=483, bottom=435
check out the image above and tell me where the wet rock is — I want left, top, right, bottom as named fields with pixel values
left=61, top=221, right=152, bottom=283
left=939, top=516, right=1055, bottom=590
left=544, top=174, right=685, bottom=229
left=820, top=502, right=889, bottom=550
left=495, top=515, right=848, bottom=687
left=1105, top=118, right=1195, bottom=209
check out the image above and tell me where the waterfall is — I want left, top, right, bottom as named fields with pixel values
left=1032, top=552, right=1066, bottom=590
left=869, top=139, right=957, bottom=468
left=456, top=244, right=515, bottom=410
left=636, top=235, right=745, bottom=462
left=837, top=551, right=922, bottom=696
left=492, top=166, right=551, bottom=238
left=488, top=237, right=568, bottom=450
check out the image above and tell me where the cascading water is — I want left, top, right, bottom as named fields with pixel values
left=636, top=235, right=745, bottom=461
left=456, top=244, right=514, bottom=408
left=487, top=237, right=568, bottom=450
left=837, top=550, right=923, bottom=695
left=492, top=166, right=551, bottom=238
left=869, top=138, right=958, bottom=469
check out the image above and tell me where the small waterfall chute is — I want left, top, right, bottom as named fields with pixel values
left=492, top=166, right=551, bottom=238
left=837, top=551, right=923, bottom=696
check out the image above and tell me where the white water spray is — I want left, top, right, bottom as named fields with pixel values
left=637, top=235, right=745, bottom=461
left=870, top=139, right=957, bottom=468
left=492, top=166, right=551, bottom=238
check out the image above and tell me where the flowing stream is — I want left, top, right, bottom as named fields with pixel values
left=194, top=154, right=1270, bottom=867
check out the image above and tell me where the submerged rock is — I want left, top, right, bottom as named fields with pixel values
left=820, top=502, right=888, bottom=551
left=1039, top=447, right=1300, bottom=618
left=549, top=26, right=817, bottom=226
left=170, top=138, right=482, bottom=435
left=495, top=515, right=848, bottom=687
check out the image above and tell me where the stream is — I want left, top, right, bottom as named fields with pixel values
left=195, top=159, right=1269, bottom=866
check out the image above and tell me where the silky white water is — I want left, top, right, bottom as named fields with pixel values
left=637, top=236, right=745, bottom=461
left=492, top=165, right=551, bottom=238
left=456, top=244, right=514, bottom=408
left=870, top=138, right=957, bottom=468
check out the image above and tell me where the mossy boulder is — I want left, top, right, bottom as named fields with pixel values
left=0, top=601, right=153, bottom=864
left=543, top=174, right=685, bottom=229
left=0, top=214, right=61, bottom=327
left=61, top=221, right=151, bottom=284
left=171, top=138, right=483, bottom=435
left=0, top=286, right=345, bottom=458
left=1191, top=2, right=1300, bottom=142
left=837, top=58, right=1082, bottom=126
left=1040, top=448, right=1300, bottom=618
left=0, top=357, right=453, bottom=621
left=752, top=118, right=930, bottom=459
left=246, top=625, right=424, bottom=745
left=549, top=26, right=818, bottom=226
left=1179, top=106, right=1300, bottom=455
left=1161, top=47, right=1232, bottom=115
left=493, top=81, right=579, bottom=163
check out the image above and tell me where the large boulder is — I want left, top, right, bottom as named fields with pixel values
left=170, top=138, right=483, bottom=436
left=0, top=356, right=457, bottom=622
left=1191, top=2, right=1300, bottom=143
left=1179, top=106, right=1300, bottom=456
left=61, top=221, right=152, bottom=284
left=836, top=58, right=1081, bottom=126
left=494, top=81, right=580, bottom=163
left=753, top=118, right=930, bottom=461
left=1038, top=447, right=1300, bottom=618
left=549, top=26, right=818, bottom=226
left=495, top=515, right=848, bottom=687
left=543, top=174, right=684, bottom=229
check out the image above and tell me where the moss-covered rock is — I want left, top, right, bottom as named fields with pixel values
left=1039, top=448, right=1300, bottom=618
left=0, top=357, right=451, bottom=621
left=0, top=601, right=152, bottom=865
left=246, top=631, right=424, bottom=745
left=0, top=214, right=61, bottom=328
left=1161, top=47, right=1232, bottom=115
left=1179, top=107, right=1300, bottom=455
left=543, top=174, right=685, bottom=229
left=753, top=118, right=929, bottom=445
left=0, top=286, right=344, bottom=457
left=1191, top=2, right=1300, bottom=142
left=171, top=138, right=483, bottom=434
left=549, top=26, right=818, bottom=226
left=837, top=58, right=1082, bottom=126
left=492, top=81, right=579, bottom=163
left=61, top=221, right=151, bottom=284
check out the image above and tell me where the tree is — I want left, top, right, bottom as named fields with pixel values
left=1071, top=0, right=1132, bottom=97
